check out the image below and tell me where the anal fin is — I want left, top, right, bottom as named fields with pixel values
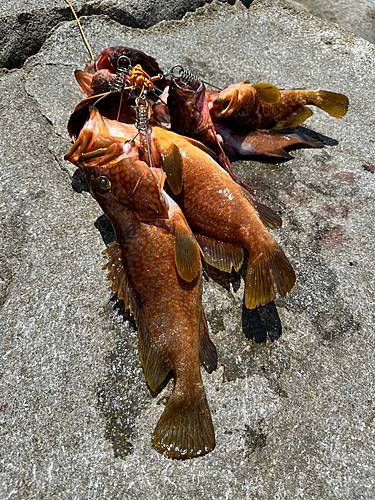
left=239, top=187, right=282, bottom=229
left=195, top=233, right=244, bottom=273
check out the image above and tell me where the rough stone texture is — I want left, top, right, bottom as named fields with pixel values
left=0, top=0, right=215, bottom=69
left=1, top=0, right=375, bottom=498
left=285, top=0, right=375, bottom=44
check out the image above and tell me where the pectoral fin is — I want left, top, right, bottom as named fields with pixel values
left=75, top=70, right=94, bottom=96
left=252, top=83, right=281, bottom=104
left=161, top=143, right=184, bottom=195
left=174, top=214, right=201, bottom=282
left=271, top=106, right=314, bottom=131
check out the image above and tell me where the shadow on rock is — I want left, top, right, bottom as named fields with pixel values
left=71, top=167, right=90, bottom=193
left=242, top=301, right=282, bottom=343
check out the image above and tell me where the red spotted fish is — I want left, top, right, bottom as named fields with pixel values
left=147, top=127, right=296, bottom=309
left=64, top=108, right=217, bottom=459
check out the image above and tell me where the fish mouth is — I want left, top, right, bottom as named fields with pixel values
left=171, top=77, right=204, bottom=97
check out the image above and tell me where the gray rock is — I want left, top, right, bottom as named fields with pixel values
left=0, top=0, right=230, bottom=70
left=1, top=0, right=375, bottom=498
left=285, top=0, right=375, bottom=44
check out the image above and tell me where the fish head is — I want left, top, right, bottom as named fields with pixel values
left=65, top=108, right=169, bottom=220
left=81, top=47, right=166, bottom=95
left=75, top=69, right=117, bottom=97
left=212, top=82, right=257, bottom=123
left=167, top=77, right=208, bottom=135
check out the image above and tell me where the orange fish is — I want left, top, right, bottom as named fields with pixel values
left=211, top=82, right=349, bottom=130
left=64, top=108, right=217, bottom=459
left=148, top=127, right=296, bottom=309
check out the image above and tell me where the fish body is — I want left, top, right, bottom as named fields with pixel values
left=65, top=108, right=216, bottom=459
left=212, top=84, right=349, bottom=130
left=150, top=127, right=296, bottom=309
left=215, top=122, right=323, bottom=160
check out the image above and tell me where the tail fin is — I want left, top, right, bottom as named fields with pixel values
left=245, top=238, right=296, bottom=309
left=315, top=90, right=349, bottom=118
left=152, top=382, right=215, bottom=459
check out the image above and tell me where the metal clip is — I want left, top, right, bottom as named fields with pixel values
left=135, top=95, right=153, bottom=168
left=168, top=64, right=223, bottom=91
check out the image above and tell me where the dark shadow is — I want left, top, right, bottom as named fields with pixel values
left=203, top=262, right=242, bottom=293
left=242, top=300, right=282, bottom=343
left=94, top=214, right=116, bottom=246
left=71, top=168, right=90, bottom=193
left=221, top=0, right=254, bottom=6
left=204, top=252, right=282, bottom=343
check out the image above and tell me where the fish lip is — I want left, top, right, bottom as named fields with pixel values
left=171, top=77, right=204, bottom=96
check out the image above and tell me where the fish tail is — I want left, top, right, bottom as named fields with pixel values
left=152, top=378, right=215, bottom=459
left=244, top=234, right=296, bottom=309
left=311, top=90, right=349, bottom=118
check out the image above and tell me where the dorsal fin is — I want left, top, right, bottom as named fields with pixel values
left=194, top=233, right=243, bottom=273
left=239, top=187, right=282, bottom=229
left=182, top=137, right=218, bottom=161
left=103, top=241, right=170, bottom=392
left=252, top=83, right=281, bottom=104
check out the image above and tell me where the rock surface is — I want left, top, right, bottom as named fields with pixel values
left=1, top=0, right=375, bottom=498
left=285, top=0, right=375, bottom=45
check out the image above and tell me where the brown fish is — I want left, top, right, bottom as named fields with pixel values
left=148, top=127, right=296, bottom=309
left=215, top=122, right=323, bottom=160
left=167, top=78, right=229, bottom=168
left=64, top=108, right=217, bottom=459
left=75, top=46, right=166, bottom=97
left=211, top=82, right=349, bottom=130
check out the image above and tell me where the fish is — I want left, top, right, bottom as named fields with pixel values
left=75, top=46, right=167, bottom=97
left=64, top=108, right=217, bottom=459
left=211, top=82, right=349, bottom=130
left=215, top=122, right=323, bottom=160
left=167, top=77, right=229, bottom=168
left=148, top=126, right=295, bottom=309
left=157, top=78, right=256, bottom=196
left=67, top=109, right=295, bottom=309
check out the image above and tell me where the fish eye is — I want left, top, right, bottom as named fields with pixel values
left=96, top=176, right=111, bottom=190
left=238, top=109, right=245, bottom=117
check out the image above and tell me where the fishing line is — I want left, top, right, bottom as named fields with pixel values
left=64, top=0, right=94, bottom=61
